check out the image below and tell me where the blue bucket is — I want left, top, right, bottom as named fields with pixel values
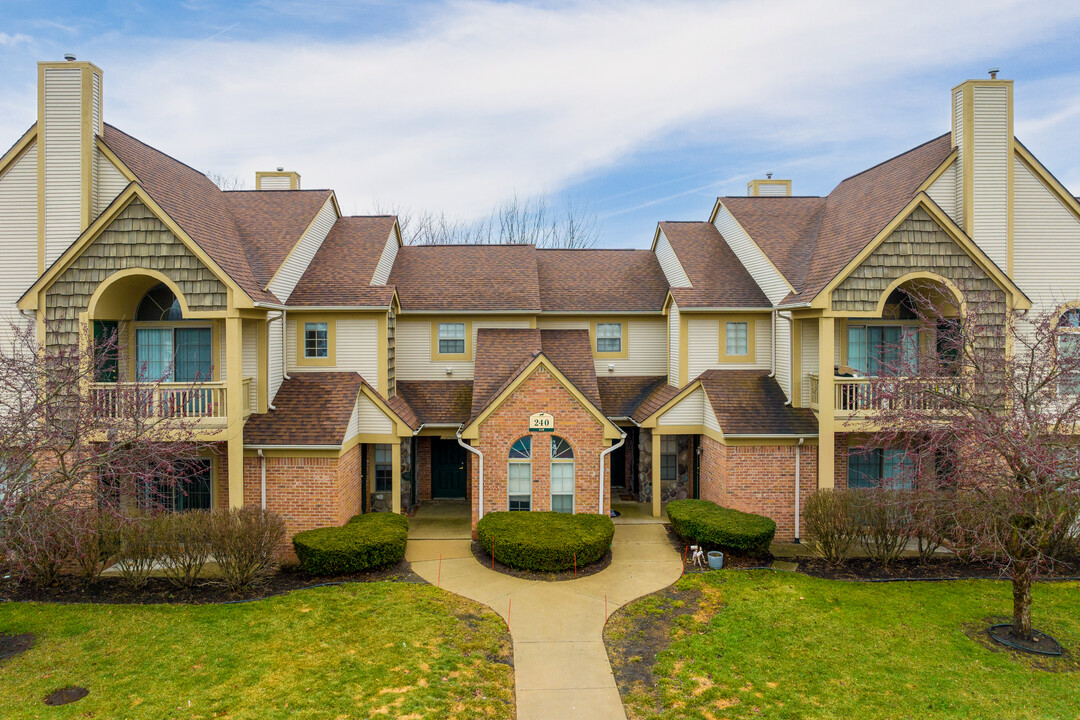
left=707, top=551, right=724, bottom=570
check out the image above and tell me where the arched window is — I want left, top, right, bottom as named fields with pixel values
left=136, top=284, right=184, bottom=321
left=508, top=436, right=532, bottom=511
left=550, top=436, right=574, bottom=513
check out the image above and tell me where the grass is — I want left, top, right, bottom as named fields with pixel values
left=0, top=582, right=514, bottom=719
left=606, top=571, right=1080, bottom=720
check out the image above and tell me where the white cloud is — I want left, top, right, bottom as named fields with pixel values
left=0, top=32, right=33, bottom=47
left=5, top=0, right=1080, bottom=225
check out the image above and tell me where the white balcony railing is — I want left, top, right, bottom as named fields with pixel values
left=808, top=374, right=959, bottom=416
left=91, top=381, right=233, bottom=422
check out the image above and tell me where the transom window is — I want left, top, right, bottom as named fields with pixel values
left=725, top=321, right=749, bottom=356
left=847, top=448, right=912, bottom=489
left=596, top=323, right=623, bottom=354
left=847, top=325, right=919, bottom=377
left=136, top=283, right=184, bottom=321
left=438, top=322, right=466, bottom=355
left=304, top=322, right=329, bottom=359
left=374, top=444, right=393, bottom=493
left=508, top=436, right=532, bottom=511
left=550, top=436, right=574, bottom=514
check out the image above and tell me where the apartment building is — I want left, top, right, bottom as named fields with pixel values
left=3, top=58, right=1078, bottom=541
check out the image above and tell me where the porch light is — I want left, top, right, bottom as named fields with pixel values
left=446, top=367, right=453, bottom=375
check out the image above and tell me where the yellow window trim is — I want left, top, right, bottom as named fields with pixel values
left=717, top=314, right=758, bottom=363
left=296, top=317, right=336, bottom=367
left=430, top=319, right=472, bottom=362
left=591, top=319, right=629, bottom=359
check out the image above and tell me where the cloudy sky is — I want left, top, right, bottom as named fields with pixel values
left=3, top=0, right=1080, bottom=247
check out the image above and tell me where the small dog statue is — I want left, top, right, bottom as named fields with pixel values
left=689, top=544, right=706, bottom=570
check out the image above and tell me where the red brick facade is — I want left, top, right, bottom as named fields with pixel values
left=416, top=437, right=432, bottom=501
left=469, top=366, right=608, bottom=534
left=698, top=435, right=818, bottom=542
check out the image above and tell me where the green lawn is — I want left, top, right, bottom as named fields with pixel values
left=0, top=582, right=514, bottom=719
left=606, top=571, right=1080, bottom=720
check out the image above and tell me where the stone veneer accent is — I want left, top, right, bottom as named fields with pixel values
left=469, top=365, right=607, bottom=535
left=698, top=435, right=818, bottom=542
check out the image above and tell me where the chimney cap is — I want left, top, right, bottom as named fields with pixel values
left=276, top=166, right=284, bottom=172
left=766, top=172, right=773, bottom=179
left=988, top=67, right=1000, bottom=79
left=64, top=53, right=76, bottom=62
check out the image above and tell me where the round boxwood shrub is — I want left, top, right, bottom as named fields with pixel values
left=292, top=513, right=408, bottom=575
left=476, top=511, right=614, bottom=572
left=666, top=499, right=776, bottom=556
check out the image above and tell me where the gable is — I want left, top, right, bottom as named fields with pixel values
left=347, top=392, right=395, bottom=437
left=44, top=199, right=227, bottom=346
left=830, top=206, right=1007, bottom=315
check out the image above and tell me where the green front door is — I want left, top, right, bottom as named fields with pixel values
left=432, top=439, right=467, bottom=498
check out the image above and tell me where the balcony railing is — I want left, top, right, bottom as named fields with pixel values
left=91, top=379, right=254, bottom=423
left=808, top=374, right=959, bottom=416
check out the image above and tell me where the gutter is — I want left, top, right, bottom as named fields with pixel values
left=598, top=431, right=627, bottom=517
left=722, top=434, right=818, bottom=439
left=456, top=428, right=484, bottom=520
left=257, top=448, right=267, bottom=509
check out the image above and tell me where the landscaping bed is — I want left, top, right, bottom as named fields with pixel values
left=605, top=571, right=1080, bottom=720
left=0, top=582, right=515, bottom=719
left=0, top=559, right=423, bottom=605
left=470, top=540, right=612, bottom=581
left=476, top=511, right=614, bottom=573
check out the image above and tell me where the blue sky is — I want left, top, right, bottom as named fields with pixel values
left=3, top=0, right=1080, bottom=247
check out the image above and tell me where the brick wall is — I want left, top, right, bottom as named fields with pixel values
left=698, top=436, right=818, bottom=542
left=469, top=366, right=607, bottom=534
left=834, top=433, right=849, bottom=489
left=417, top=437, right=432, bottom=501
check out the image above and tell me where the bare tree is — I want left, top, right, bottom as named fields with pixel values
left=375, top=194, right=598, bottom=248
left=861, top=284, right=1080, bottom=643
left=207, top=172, right=248, bottom=191
left=0, top=318, right=213, bottom=583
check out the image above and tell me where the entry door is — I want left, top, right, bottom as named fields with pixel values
left=432, top=438, right=467, bottom=498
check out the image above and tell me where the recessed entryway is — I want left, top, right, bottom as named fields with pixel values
left=432, top=438, right=468, bottom=499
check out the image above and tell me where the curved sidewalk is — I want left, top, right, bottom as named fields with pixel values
left=407, top=517, right=683, bottom=720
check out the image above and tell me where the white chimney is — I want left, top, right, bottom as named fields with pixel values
left=255, top=168, right=301, bottom=190
left=37, top=58, right=103, bottom=272
left=951, top=70, right=1013, bottom=272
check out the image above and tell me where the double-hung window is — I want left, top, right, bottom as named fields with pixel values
left=304, top=322, right=329, bottom=359
left=508, top=436, right=532, bottom=511
left=374, top=444, right=393, bottom=492
left=438, top=322, right=466, bottom=355
left=725, top=321, right=749, bottom=356
left=595, top=323, right=623, bottom=354
left=847, top=325, right=919, bottom=377
left=550, top=436, right=575, bottom=513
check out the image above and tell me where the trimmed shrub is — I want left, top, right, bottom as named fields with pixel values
left=70, top=508, right=123, bottom=586
left=666, top=500, right=776, bottom=556
left=293, top=513, right=409, bottom=576
left=207, top=507, right=286, bottom=592
left=476, top=512, right=614, bottom=572
left=154, top=510, right=212, bottom=589
left=117, top=513, right=157, bottom=589
left=803, top=489, right=860, bottom=564
left=855, top=489, right=910, bottom=566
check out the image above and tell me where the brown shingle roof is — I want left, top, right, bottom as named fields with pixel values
left=385, top=392, right=420, bottom=431
left=658, top=222, right=771, bottom=309
left=290, top=216, right=398, bottom=307
left=243, top=372, right=364, bottom=445
left=536, top=249, right=668, bottom=312
left=396, top=381, right=473, bottom=425
left=698, top=369, right=818, bottom=436
left=101, top=125, right=279, bottom=304
left=631, top=381, right=681, bottom=423
left=721, top=134, right=953, bottom=305
left=389, top=245, right=541, bottom=312
left=468, top=328, right=601, bottom=424
left=596, top=376, right=668, bottom=418
left=221, top=190, right=334, bottom=285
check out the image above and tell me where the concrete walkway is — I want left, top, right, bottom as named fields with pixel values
left=407, top=504, right=683, bottom=720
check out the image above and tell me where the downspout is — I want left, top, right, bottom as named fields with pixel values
left=599, top=431, right=627, bottom=517
left=794, top=437, right=804, bottom=542
left=777, top=311, right=794, bottom=405
left=457, top=429, right=484, bottom=520
left=257, top=449, right=267, bottom=509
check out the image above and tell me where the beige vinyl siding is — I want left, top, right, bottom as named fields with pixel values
left=774, top=315, right=791, bottom=402
left=43, top=66, right=84, bottom=267
left=92, top=72, right=101, bottom=135
left=395, top=317, right=533, bottom=381
left=703, top=395, right=722, bottom=434
left=268, top=316, right=284, bottom=402
left=93, top=147, right=129, bottom=219
left=835, top=324, right=842, bottom=367
left=657, top=386, right=704, bottom=426
left=1012, top=157, right=1080, bottom=316
left=686, top=315, right=770, bottom=378
left=668, top=302, right=680, bottom=387
left=266, top=196, right=337, bottom=302
left=654, top=229, right=691, bottom=287
left=242, top=320, right=258, bottom=410
left=971, top=85, right=1009, bottom=270
left=953, top=87, right=965, bottom=229
left=712, top=203, right=788, bottom=305
left=346, top=394, right=393, bottom=438
left=756, top=183, right=789, bottom=197
left=370, top=228, right=398, bottom=285
left=926, top=160, right=958, bottom=223
left=800, top=319, right=819, bottom=407
left=217, top=321, right=227, bottom=379
left=535, top=318, right=589, bottom=330
left=287, top=315, right=380, bottom=386
left=539, top=317, right=667, bottom=376
left=258, top=175, right=292, bottom=190
left=0, top=142, right=39, bottom=351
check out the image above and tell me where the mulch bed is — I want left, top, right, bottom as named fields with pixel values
left=471, top=540, right=612, bottom=581
left=0, top=632, right=35, bottom=663
left=0, top=559, right=425, bottom=605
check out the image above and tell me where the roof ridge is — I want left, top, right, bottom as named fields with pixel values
left=103, top=123, right=220, bottom=188
left=835, top=132, right=951, bottom=185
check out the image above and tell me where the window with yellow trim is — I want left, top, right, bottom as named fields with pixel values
left=438, top=322, right=466, bottom=355
left=717, top=316, right=757, bottom=363
left=295, top=318, right=335, bottom=367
